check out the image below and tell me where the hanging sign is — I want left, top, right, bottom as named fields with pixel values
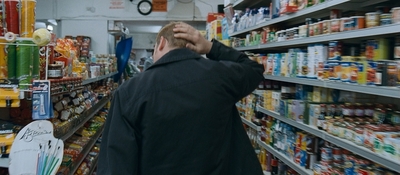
left=110, top=0, right=125, bottom=9
left=152, top=0, right=167, bottom=12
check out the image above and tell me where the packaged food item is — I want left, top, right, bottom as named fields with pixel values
left=312, top=87, right=328, bottom=102
left=351, top=16, right=365, bottom=29
left=328, top=61, right=341, bottom=80
left=299, top=25, right=307, bottom=38
left=392, top=7, right=400, bottom=24
left=349, top=62, right=359, bottom=84
left=289, top=49, right=298, bottom=77
left=341, top=17, right=353, bottom=32
left=380, top=13, right=392, bottom=25
left=289, top=100, right=306, bottom=123
left=340, top=62, right=352, bottom=82
left=266, top=54, right=274, bottom=75
left=328, top=41, right=342, bottom=61
left=313, top=44, right=327, bottom=79
left=280, top=0, right=298, bottom=14
left=330, top=9, right=342, bottom=19
left=366, top=61, right=378, bottom=85
left=321, top=20, right=331, bottom=34
left=305, top=18, right=313, bottom=37
left=382, top=138, right=400, bottom=161
left=365, top=12, right=380, bottom=28
left=363, top=124, right=382, bottom=149
left=296, top=50, right=308, bottom=78
left=273, top=53, right=282, bottom=76
left=366, top=38, right=389, bottom=61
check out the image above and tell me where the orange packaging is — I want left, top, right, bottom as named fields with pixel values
left=20, top=0, right=37, bottom=38
left=351, top=16, right=365, bottom=29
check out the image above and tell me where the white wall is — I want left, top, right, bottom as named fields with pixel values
left=60, top=20, right=109, bottom=54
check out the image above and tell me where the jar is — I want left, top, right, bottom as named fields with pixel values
left=351, top=16, right=365, bottom=29
left=391, top=111, right=400, bottom=125
left=380, top=13, right=392, bottom=25
left=48, top=64, right=63, bottom=79
left=299, top=25, right=307, bottom=38
left=310, top=23, right=315, bottom=36
left=341, top=17, right=353, bottom=31
left=366, top=12, right=380, bottom=27
left=373, top=108, right=386, bottom=124
left=322, top=20, right=331, bottom=34
left=335, top=105, right=343, bottom=119
left=343, top=103, right=354, bottom=119
left=364, top=103, right=374, bottom=118
left=331, top=19, right=341, bottom=33
left=354, top=127, right=364, bottom=145
left=392, top=7, right=400, bottom=24
left=354, top=103, right=365, bottom=118
left=306, top=18, right=313, bottom=37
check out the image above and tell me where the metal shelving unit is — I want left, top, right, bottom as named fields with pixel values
left=256, top=106, right=400, bottom=173
left=229, top=0, right=350, bottom=37
left=59, top=96, right=110, bottom=141
left=234, top=23, right=400, bottom=51
left=263, top=75, right=400, bottom=98
left=82, top=72, right=117, bottom=85
left=88, top=156, right=99, bottom=175
left=257, top=139, right=313, bottom=175
left=241, top=117, right=261, bottom=131
left=68, top=126, right=104, bottom=175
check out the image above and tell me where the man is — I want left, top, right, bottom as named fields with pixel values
left=98, top=22, right=264, bottom=175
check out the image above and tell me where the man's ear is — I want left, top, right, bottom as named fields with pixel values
left=158, top=36, right=167, bottom=51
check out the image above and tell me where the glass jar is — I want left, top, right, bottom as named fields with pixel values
left=373, top=108, right=386, bottom=124
left=343, top=103, right=355, bottom=119
left=355, top=103, right=365, bottom=118
left=335, top=105, right=343, bottom=119
left=364, top=103, right=374, bottom=118
left=48, top=64, right=63, bottom=79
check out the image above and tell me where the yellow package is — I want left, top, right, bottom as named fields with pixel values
left=0, top=133, right=15, bottom=154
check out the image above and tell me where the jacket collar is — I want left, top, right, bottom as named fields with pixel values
left=146, top=48, right=200, bottom=70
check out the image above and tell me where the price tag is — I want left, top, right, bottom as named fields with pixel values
left=153, top=0, right=167, bottom=12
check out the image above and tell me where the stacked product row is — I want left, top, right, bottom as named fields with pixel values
left=231, top=5, right=400, bottom=48
left=74, top=143, right=100, bottom=175
left=238, top=79, right=400, bottom=171
left=57, top=110, right=107, bottom=175
left=230, top=0, right=333, bottom=34
left=245, top=126, right=300, bottom=175
left=245, top=38, right=400, bottom=87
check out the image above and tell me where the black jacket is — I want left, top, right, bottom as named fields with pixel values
left=98, top=40, right=265, bottom=175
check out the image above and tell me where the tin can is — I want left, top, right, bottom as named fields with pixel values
left=5, top=0, right=20, bottom=35
left=365, top=12, right=380, bottom=28
left=330, top=19, right=341, bottom=33
left=380, top=13, right=392, bottom=25
left=20, top=0, right=37, bottom=38
left=392, top=7, right=400, bottom=24
left=351, top=16, right=365, bottom=29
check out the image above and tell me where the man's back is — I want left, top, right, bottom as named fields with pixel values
left=98, top=23, right=264, bottom=175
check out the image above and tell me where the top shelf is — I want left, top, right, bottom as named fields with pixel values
left=82, top=72, right=117, bottom=85
left=232, top=0, right=270, bottom=10
left=230, top=0, right=351, bottom=37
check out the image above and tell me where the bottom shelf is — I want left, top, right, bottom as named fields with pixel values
left=67, top=126, right=104, bottom=175
left=257, top=139, right=313, bottom=175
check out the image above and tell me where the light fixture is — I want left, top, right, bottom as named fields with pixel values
left=137, top=0, right=152, bottom=16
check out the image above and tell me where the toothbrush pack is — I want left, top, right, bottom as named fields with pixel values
left=32, top=80, right=52, bottom=120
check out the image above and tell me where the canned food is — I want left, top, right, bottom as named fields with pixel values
left=380, top=13, right=392, bottom=25
left=351, top=16, right=365, bottom=29
left=341, top=17, right=353, bottom=32
left=329, top=41, right=343, bottom=60
left=331, top=19, right=341, bottom=33
left=366, top=12, right=380, bottom=27
left=392, top=7, right=400, bottom=24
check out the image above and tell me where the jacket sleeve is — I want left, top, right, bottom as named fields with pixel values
left=206, top=40, right=265, bottom=101
left=97, top=90, right=139, bottom=174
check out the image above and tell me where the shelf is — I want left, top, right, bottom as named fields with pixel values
left=241, top=117, right=261, bottom=131
left=59, top=96, right=110, bottom=141
left=256, top=106, right=400, bottom=173
left=232, top=0, right=270, bottom=10
left=88, top=155, right=99, bottom=175
left=68, top=126, right=104, bottom=175
left=263, top=75, right=400, bottom=99
left=234, top=23, right=400, bottom=51
left=82, top=72, right=117, bottom=85
left=257, top=139, right=313, bottom=175
left=229, top=0, right=350, bottom=37
left=0, top=158, right=9, bottom=168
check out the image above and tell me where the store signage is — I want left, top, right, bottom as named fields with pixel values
left=152, top=0, right=167, bottom=12
left=110, top=0, right=125, bottom=9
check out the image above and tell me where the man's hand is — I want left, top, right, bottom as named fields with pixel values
left=173, top=22, right=213, bottom=55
